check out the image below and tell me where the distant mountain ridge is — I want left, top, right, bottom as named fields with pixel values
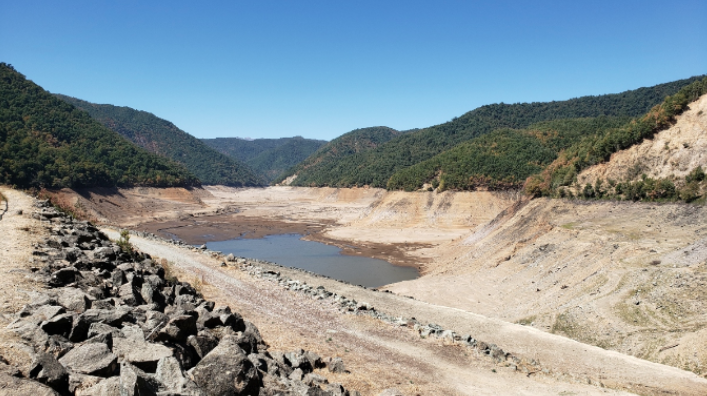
left=56, top=95, right=263, bottom=187
left=202, top=136, right=326, bottom=183
left=0, top=63, right=197, bottom=189
left=282, top=76, right=705, bottom=189
left=274, top=126, right=401, bottom=187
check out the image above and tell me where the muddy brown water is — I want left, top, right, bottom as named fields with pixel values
left=206, top=234, right=419, bottom=288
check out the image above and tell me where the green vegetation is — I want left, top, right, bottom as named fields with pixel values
left=246, top=137, right=327, bottom=183
left=388, top=117, right=630, bottom=191
left=56, top=95, right=262, bottom=187
left=283, top=76, right=703, bottom=189
left=116, top=230, right=134, bottom=257
left=526, top=77, right=707, bottom=200
left=0, top=63, right=197, bottom=188
left=554, top=166, right=706, bottom=204
left=202, top=136, right=327, bottom=183
left=275, top=126, right=401, bottom=187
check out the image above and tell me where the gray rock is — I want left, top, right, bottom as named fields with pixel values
left=75, top=376, right=120, bottom=396
left=39, top=313, right=73, bottom=336
left=69, top=308, right=132, bottom=341
left=327, top=357, right=346, bottom=374
left=92, top=246, right=117, bottom=262
left=0, top=371, right=61, bottom=396
left=289, top=368, right=304, bottom=382
left=190, top=337, right=261, bottom=396
left=324, top=383, right=348, bottom=396
left=156, top=314, right=197, bottom=343
left=187, top=330, right=219, bottom=359
left=113, top=337, right=173, bottom=373
left=67, top=372, right=103, bottom=394
left=29, top=352, right=68, bottom=393
left=58, top=343, right=118, bottom=377
left=119, top=283, right=145, bottom=306
left=29, top=305, right=66, bottom=325
left=49, top=267, right=78, bottom=287
left=119, top=362, right=161, bottom=396
left=303, top=373, right=328, bottom=386
left=285, top=350, right=313, bottom=373
left=8, top=320, right=50, bottom=346
left=155, top=356, right=186, bottom=391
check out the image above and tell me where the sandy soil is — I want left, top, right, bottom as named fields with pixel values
left=104, top=228, right=656, bottom=396
left=0, top=187, right=50, bottom=373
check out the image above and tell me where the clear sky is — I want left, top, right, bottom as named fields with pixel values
left=1, top=1, right=705, bottom=140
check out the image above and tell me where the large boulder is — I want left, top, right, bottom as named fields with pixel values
left=190, top=337, right=261, bottom=396
left=113, top=337, right=173, bottom=373
left=28, top=352, right=68, bottom=393
left=55, top=287, right=93, bottom=312
left=0, top=371, right=60, bottom=396
left=39, top=313, right=73, bottom=337
left=156, top=313, right=197, bottom=343
left=155, top=356, right=186, bottom=392
left=69, top=308, right=133, bottom=342
left=187, top=330, right=219, bottom=359
left=119, top=362, right=161, bottom=396
left=58, top=343, right=118, bottom=377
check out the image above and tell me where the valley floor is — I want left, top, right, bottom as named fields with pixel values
left=35, top=184, right=707, bottom=394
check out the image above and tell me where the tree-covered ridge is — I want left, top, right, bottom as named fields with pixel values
left=526, top=77, right=707, bottom=198
left=274, top=126, right=401, bottom=186
left=387, top=117, right=631, bottom=191
left=201, top=136, right=326, bottom=183
left=56, top=95, right=263, bottom=187
left=286, top=76, right=705, bottom=188
left=245, top=137, right=327, bottom=183
left=0, top=63, right=198, bottom=189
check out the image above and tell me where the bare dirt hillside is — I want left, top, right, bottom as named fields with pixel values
left=578, top=93, right=707, bottom=186
left=387, top=198, right=707, bottom=377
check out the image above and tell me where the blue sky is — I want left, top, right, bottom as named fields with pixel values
left=2, top=1, right=705, bottom=140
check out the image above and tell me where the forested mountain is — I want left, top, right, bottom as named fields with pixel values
left=526, top=76, right=707, bottom=200
left=387, top=117, right=631, bottom=191
left=0, top=63, right=197, bottom=189
left=202, top=136, right=326, bottom=183
left=274, top=126, right=401, bottom=186
left=56, top=95, right=262, bottom=187
left=284, top=76, right=704, bottom=188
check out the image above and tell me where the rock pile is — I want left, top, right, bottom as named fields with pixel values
left=4, top=200, right=359, bottom=396
left=240, top=264, right=543, bottom=374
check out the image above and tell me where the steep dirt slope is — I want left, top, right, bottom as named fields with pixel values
left=578, top=93, right=707, bottom=186
left=42, top=186, right=213, bottom=227
left=388, top=198, right=707, bottom=376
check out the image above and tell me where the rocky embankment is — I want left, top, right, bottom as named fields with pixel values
left=2, top=201, right=358, bottom=396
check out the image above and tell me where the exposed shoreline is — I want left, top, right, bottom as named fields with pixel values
left=134, top=214, right=428, bottom=271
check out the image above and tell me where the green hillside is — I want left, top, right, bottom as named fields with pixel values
left=56, top=95, right=262, bottom=187
left=274, top=126, right=401, bottom=187
left=246, top=137, right=327, bottom=182
left=202, top=137, right=290, bottom=162
left=0, top=63, right=197, bottom=189
left=202, top=136, right=326, bottom=183
left=286, top=77, right=704, bottom=188
left=388, top=117, right=630, bottom=191
left=526, top=76, right=707, bottom=199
